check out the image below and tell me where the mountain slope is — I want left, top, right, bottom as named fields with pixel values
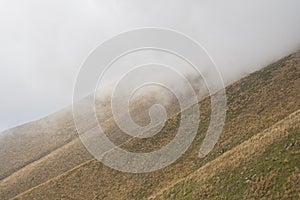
left=0, top=51, right=299, bottom=200
left=0, top=108, right=77, bottom=181
left=151, top=109, right=300, bottom=199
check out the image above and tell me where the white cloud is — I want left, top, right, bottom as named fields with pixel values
left=0, top=0, right=299, bottom=132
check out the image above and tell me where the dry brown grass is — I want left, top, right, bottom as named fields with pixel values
left=0, top=51, right=299, bottom=200
left=151, top=109, right=300, bottom=199
left=0, top=108, right=77, bottom=181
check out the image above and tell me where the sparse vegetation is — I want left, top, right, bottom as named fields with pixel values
left=155, top=111, right=299, bottom=199
left=0, top=51, right=299, bottom=200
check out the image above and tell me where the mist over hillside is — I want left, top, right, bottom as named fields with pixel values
left=1, top=0, right=300, bottom=132
left=0, top=50, right=299, bottom=199
left=1, top=1, right=300, bottom=199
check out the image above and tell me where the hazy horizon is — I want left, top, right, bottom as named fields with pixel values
left=1, top=0, right=300, bottom=132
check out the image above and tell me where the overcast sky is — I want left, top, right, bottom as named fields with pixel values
left=0, top=0, right=300, bottom=132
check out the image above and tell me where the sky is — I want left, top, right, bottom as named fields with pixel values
left=0, top=0, right=300, bottom=132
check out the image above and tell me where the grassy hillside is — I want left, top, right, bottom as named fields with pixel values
left=151, top=110, right=300, bottom=199
left=0, top=51, right=299, bottom=200
left=0, top=109, right=77, bottom=181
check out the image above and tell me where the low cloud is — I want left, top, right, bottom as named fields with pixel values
left=0, top=0, right=300, bottom=132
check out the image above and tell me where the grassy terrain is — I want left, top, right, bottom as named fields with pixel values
left=0, top=51, right=299, bottom=200
left=152, top=110, right=300, bottom=199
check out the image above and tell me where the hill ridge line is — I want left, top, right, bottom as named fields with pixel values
left=11, top=109, right=300, bottom=200
left=5, top=50, right=296, bottom=189
left=6, top=91, right=210, bottom=199
left=9, top=111, right=181, bottom=199
left=2, top=89, right=199, bottom=185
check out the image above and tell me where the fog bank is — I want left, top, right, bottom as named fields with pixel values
left=0, top=0, right=300, bottom=132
